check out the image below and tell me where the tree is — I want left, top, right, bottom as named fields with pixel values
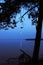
left=0, top=0, right=43, bottom=65
left=0, top=0, right=38, bottom=29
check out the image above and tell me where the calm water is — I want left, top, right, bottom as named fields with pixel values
left=0, top=39, right=43, bottom=61
left=0, top=1, right=43, bottom=64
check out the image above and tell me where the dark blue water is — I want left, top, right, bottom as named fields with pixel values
left=0, top=1, right=43, bottom=64
left=0, top=39, right=43, bottom=60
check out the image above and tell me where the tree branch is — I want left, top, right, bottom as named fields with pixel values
left=20, top=4, right=38, bottom=19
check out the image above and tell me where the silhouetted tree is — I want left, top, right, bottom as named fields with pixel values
left=0, top=0, right=43, bottom=65
left=0, top=0, right=38, bottom=29
left=32, top=0, right=43, bottom=65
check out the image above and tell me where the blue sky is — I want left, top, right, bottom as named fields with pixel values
left=0, top=0, right=43, bottom=61
left=0, top=4, right=36, bottom=39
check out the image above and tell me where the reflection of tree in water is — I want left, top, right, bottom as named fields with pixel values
left=6, top=58, right=18, bottom=65
left=4, top=49, right=43, bottom=65
left=0, top=0, right=43, bottom=65
left=5, top=49, right=31, bottom=65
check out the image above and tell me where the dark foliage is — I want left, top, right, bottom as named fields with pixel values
left=0, top=0, right=39, bottom=29
left=0, top=0, right=43, bottom=65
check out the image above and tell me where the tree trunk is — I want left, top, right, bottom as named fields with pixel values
left=32, top=0, right=43, bottom=65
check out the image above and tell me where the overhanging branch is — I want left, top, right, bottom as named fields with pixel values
left=19, top=4, right=38, bottom=19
